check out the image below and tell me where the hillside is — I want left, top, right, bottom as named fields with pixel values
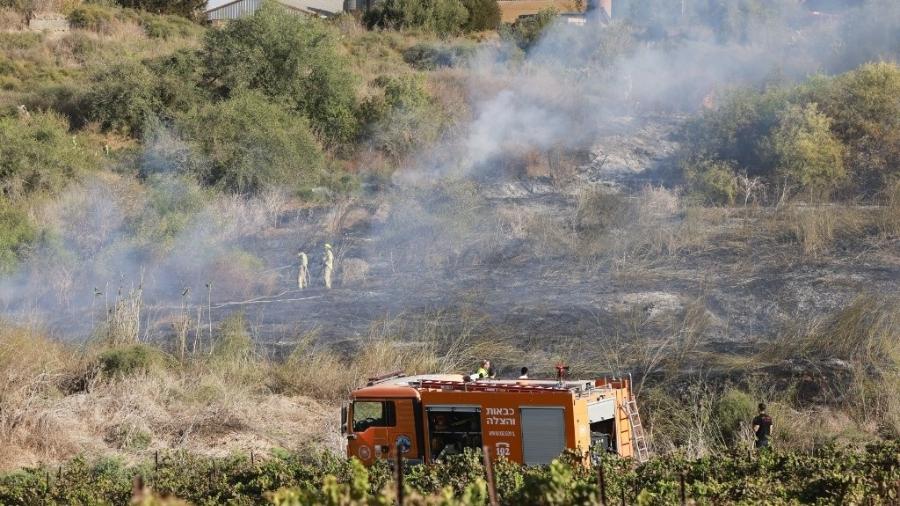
left=0, top=0, right=898, bottom=501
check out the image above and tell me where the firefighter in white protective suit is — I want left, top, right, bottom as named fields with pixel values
left=297, top=250, right=309, bottom=289
left=323, top=243, right=334, bottom=289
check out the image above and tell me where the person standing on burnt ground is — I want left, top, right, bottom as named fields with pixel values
left=752, top=403, right=774, bottom=450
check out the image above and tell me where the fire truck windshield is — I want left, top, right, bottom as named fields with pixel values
left=352, top=400, right=396, bottom=432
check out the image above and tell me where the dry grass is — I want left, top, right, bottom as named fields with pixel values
left=762, top=295, right=900, bottom=436
left=876, top=179, right=900, bottom=238
left=274, top=309, right=525, bottom=400
left=0, top=8, right=25, bottom=30
left=0, top=323, right=336, bottom=471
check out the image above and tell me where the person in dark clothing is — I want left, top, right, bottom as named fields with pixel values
left=752, top=403, right=773, bottom=449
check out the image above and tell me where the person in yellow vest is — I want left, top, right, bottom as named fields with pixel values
left=297, top=250, right=309, bottom=289
left=323, top=243, right=334, bottom=289
left=468, top=360, right=490, bottom=381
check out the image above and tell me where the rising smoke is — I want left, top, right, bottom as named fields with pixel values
left=1, top=0, right=897, bottom=343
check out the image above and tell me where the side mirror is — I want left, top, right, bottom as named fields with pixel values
left=340, top=405, right=348, bottom=434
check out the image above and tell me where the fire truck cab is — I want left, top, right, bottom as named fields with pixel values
left=342, top=373, right=646, bottom=466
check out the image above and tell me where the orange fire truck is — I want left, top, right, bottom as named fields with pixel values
left=341, top=372, right=648, bottom=466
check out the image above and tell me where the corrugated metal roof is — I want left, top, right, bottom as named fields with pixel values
left=205, top=0, right=343, bottom=19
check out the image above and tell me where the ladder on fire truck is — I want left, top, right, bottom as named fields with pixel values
left=623, top=397, right=649, bottom=463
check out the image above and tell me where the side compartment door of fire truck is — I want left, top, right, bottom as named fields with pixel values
left=519, top=407, right=566, bottom=465
left=587, top=398, right=618, bottom=455
left=424, top=405, right=482, bottom=463
left=348, top=398, right=421, bottom=465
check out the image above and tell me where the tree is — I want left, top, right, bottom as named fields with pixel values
left=500, top=8, right=558, bottom=50
left=813, top=63, right=900, bottom=192
left=178, top=92, right=325, bottom=194
left=202, top=2, right=358, bottom=148
left=461, top=0, right=500, bottom=32
left=770, top=103, right=845, bottom=195
left=360, top=74, right=443, bottom=161
left=84, top=61, right=162, bottom=136
left=115, top=0, right=206, bottom=19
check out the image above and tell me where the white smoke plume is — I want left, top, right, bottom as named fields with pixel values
left=0, top=0, right=897, bottom=344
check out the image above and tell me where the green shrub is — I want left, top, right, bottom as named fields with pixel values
left=202, top=2, right=358, bottom=148
left=2, top=442, right=900, bottom=504
left=364, top=0, right=469, bottom=36
left=807, top=63, right=900, bottom=192
left=713, top=389, right=756, bottom=447
left=146, top=49, right=208, bottom=116
left=178, top=91, right=325, bottom=194
left=461, top=0, right=500, bottom=31
left=0, top=204, right=35, bottom=273
left=402, top=41, right=477, bottom=70
left=680, top=63, right=900, bottom=201
left=770, top=103, right=845, bottom=195
left=0, top=32, right=41, bottom=51
left=680, top=86, right=788, bottom=178
left=116, top=0, right=206, bottom=19
left=97, top=344, right=160, bottom=377
left=67, top=4, right=117, bottom=32
left=128, top=174, right=208, bottom=251
left=106, top=423, right=152, bottom=450
left=684, top=158, right=739, bottom=205
left=500, top=8, right=557, bottom=50
left=360, top=74, right=444, bottom=160
left=211, top=312, right=253, bottom=362
left=139, top=12, right=202, bottom=39
left=83, top=61, right=162, bottom=136
left=0, top=112, right=98, bottom=198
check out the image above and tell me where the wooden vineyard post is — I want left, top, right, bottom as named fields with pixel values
left=395, top=442, right=404, bottom=506
left=482, top=445, right=499, bottom=506
left=597, top=460, right=608, bottom=506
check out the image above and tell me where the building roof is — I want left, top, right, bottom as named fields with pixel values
left=205, top=0, right=343, bottom=16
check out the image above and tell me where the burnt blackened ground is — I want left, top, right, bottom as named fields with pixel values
left=38, top=117, right=900, bottom=371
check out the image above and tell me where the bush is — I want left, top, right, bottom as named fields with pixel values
left=461, top=0, right=500, bottom=31
left=211, top=312, right=253, bottom=363
left=680, top=86, right=788, bottom=178
left=83, top=61, right=162, bottom=136
left=97, top=344, right=160, bottom=377
left=178, top=92, right=325, bottom=194
left=403, top=41, right=477, bottom=70
left=360, top=73, right=444, bottom=161
left=0, top=204, right=35, bottom=273
left=146, top=49, right=209, bottom=117
left=128, top=174, right=208, bottom=251
left=67, top=4, right=117, bottom=32
left=116, top=0, right=206, bottom=19
left=364, top=0, right=469, bottom=36
left=202, top=2, right=358, bottom=148
left=0, top=112, right=98, bottom=198
left=680, top=63, right=900, bottom=201
left=807, top=63, right=900, bottom=192
left=139, top=12, right=202, bottom=39
left=770, top=103, right=845, bottom=195
left=684, top=158, right=739, bottom=205
left=500, top=8, right=558, bottom=50
left=713, top=389, right=756, bottom=447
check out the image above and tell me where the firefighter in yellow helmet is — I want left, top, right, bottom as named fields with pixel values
left=297, top=250, right=309, bottom=289
left=323, top=243, right=334, bottom=289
